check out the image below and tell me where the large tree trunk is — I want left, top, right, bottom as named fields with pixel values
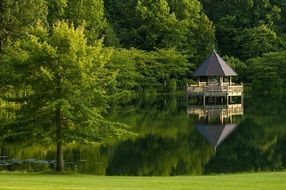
left=56, top=140, right=64, bottom=172
left=55, top=73, right=64, bottom=172
left=56, top=107, right=64, bottom=172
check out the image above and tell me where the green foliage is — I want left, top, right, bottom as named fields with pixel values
left=108, top=48, right=190, bottom=96
left=107, top=49, right=141, bottom=96
left=105, top=0, right=214, bottom=61
left=166, top=79, right=177, bottom=92
left=166, top=0, right=215, bottom=62
left=0, top=100, right=17, bottom=144
left=202, top=0, right=280, bottom=27
left=270, top=0, right=286, bottom=32
left=46, top=0, right=68, bottom=25
left=246, top=51, right=286, bottom=96
left=2, top=21, right=128, bottom=145
left=2, top=0, right=286, bottom=174
left=234, top=25, right=278, bottom=60
left=251, top=69, right=282, bottom=96
left=201, top=0, right=281, bottom=60
left=223, top=56, right=247, bottom=82
left=65, top=0, right=106, bottom=43
left=0, top=0, right=48, bottom=51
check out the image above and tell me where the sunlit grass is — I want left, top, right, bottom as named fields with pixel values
left=0, top=172, right=285, bottom=190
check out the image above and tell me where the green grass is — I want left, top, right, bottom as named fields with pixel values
left=0, top=172, right=286, bottom=190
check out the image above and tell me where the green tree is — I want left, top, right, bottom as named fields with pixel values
left=2, top=21, right=127, bottom=172
left=233, top=25, right=278, bottom=60
left=200, top=0, right=281, bottom=60
left=223, top=56, right=247, bottom=82
left=0, top=0, right=47, bottom=145
left=46, top=0, right=67, bottom=25
left=0, top=0, right=47, bottom=52
left=105, top=0, right=214, bottom=61
left=65, top=0, right=106, bottom=43
left=107, top=48, right=141, bottom=99
left=201, top=0, right=280, bottom=27
left=108, top=48, right=190, bottom=95
left=246, top=51, right=286, bottom=95
left=270, top=0, right=286, bottom=32
left=166, top=0, right=215, bottom=61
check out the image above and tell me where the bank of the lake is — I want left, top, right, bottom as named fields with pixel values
left=0, top=172, right=285, bottom=190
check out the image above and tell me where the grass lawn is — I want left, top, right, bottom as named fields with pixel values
left=0, top=172, right=286, bottom=190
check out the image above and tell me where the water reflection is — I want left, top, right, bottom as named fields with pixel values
left=1, top=95, right=286, bottom=175
left=188, top=104, right=243, bottom=150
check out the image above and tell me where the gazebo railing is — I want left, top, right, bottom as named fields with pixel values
left=187, top=83, right=243, bottom=95
left=227, top=85, right=243, bottom=95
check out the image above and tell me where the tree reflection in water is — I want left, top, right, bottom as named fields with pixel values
left=1, top=95, right=286, bottom=175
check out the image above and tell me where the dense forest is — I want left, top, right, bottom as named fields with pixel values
left=1, top=0, right=286, bottom=96
left=1, top=0, right=286, bottom=172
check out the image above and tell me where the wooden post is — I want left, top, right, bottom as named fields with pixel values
left=241, top=93, right=244, bottom=106
left=220, top=76, right=223, bottom=86
left=203, top=95, right=206, bottom=106
left=229, top=76, right=232, bottom=86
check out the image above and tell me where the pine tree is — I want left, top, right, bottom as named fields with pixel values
left=2, top=21, right=127, bottom=172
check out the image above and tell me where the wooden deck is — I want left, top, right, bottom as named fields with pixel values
left=187, top=84, right=243, bottom=97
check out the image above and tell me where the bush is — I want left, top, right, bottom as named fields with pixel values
left=166, top=79, right=177, bottom=92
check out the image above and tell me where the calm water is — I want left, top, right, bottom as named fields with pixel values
left=1, top=95, right=286, bottom=175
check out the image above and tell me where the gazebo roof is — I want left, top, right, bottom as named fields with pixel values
left=193, top=51, right=237, bottom=77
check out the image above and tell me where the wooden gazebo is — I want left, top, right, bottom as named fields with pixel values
left=187, top=51, right=243, bottom=106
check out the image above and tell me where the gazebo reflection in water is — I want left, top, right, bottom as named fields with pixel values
left=187, top=51, right=244, bottom=151
left=188, top=104, right=244, bottom=151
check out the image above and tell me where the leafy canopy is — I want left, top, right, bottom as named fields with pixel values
left=2, top=21, right=127, bottom=145
left=105, top=0, right=214, bottom=61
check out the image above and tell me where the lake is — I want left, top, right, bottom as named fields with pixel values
left=1, top=94, right=286, bottom=175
